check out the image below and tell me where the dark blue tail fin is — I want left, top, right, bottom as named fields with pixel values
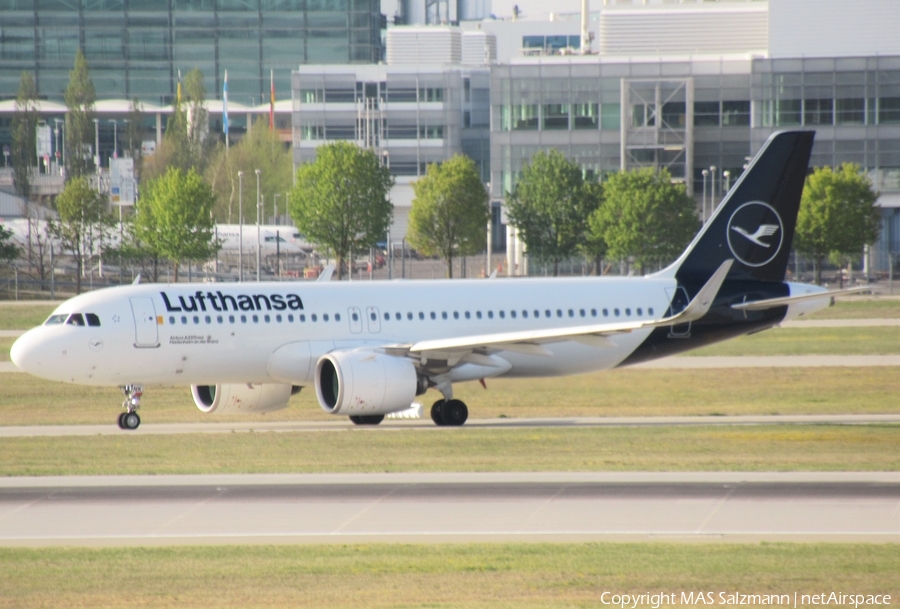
left=666, top=130, right=815, bottom=287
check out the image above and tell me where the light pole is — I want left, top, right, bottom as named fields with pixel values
left=701, top=169, right=709, bottom=222
left=255, top=168, right=261, bottom=282
left=238, top=171, right=244, bottom=282
left=723, top=170, right=731, bottom=200
left=108, top=119, right=118, bottom=159
left=93, top=118, right=100, bottom=171
left=709, top=165, right=717, bottom=213
left=53, top=119, right=62, bottom=173
left=485, top=181, right=492, bottom=276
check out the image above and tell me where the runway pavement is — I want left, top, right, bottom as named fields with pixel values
left=1, top=414, right=899, bottom=437
left=0, top=472, right=897, bottom=546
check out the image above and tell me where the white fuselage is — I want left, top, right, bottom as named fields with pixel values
left=11, top=276, right=676, bottom=387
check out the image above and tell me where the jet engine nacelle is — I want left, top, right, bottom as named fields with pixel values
left=315, top=350, right=418, bottom=416
left=191, top=383, right=297, bottom=414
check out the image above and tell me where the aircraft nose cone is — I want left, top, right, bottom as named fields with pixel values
left=10, top=330, right=39, bottom=373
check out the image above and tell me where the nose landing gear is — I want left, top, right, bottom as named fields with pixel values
left=117, top=385, right=143, bottom=430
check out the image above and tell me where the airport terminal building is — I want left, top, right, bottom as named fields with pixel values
left=485, top=0, right=900, bottom=272
left=286, top=0, right=900, bottom=271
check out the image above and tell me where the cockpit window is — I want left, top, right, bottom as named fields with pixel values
left=85, top=313, right=101, bottom=327
left=44, top=314, right=67, bottom=325
left=65, top=313, right=85, bottom=326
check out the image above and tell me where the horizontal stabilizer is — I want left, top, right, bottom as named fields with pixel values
left=731, top=286, right=875, bottom=311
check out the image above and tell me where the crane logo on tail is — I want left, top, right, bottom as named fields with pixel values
left=726, top=201, right=784, bottom=268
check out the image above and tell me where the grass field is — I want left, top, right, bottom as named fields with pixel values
left=0, top=543, right=897, bottom=608
left=0, top=337, right=13, bottom=361
left=1, top=366, right=899, bottom=427
left=0, top=303, right=58, bottom=330
left=689, top=326, right=900, bottom=356
left=3, top=424, right=899, bottom=476
left=805, top=297, right=900, bottom=319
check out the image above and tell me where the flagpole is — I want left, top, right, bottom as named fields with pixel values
left=223, top=69, right=229, bottom=151
left=269, top=69, right=275, bottom=130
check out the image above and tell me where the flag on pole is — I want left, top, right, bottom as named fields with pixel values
left=223, top=69, right=229, bottom=148
left=176, top=69, right=182, bottom=106
left=269, top=69, right=275, bottom=130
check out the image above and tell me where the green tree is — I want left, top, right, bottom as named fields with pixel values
left=593, top=168, right=698, bottom=275
left=795, top=163, right=881, bottom=285
left=49, top=177, right=110, bottom=294
left=578, top=180, right=606, bottom=275
left=143, top=69, right=211, bottom=181
left=10, top=72, right=39, bottom=200
left=407, top=155, right=489, bottom=278
left=63, top=49, right=96, bottom=179
left=123, top=98, right=146, bottom=175
left=205, top=118, right=293, bottom=223
left=506, top=149, right=599, bottom=276
left=0, top=225, right=20, bottom=266
left=133, top=167, right=218, bottom=283
left=290, top=142, right=393, bottom=280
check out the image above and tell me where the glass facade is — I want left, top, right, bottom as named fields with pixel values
left=0, top=0, right=384, bottom=105
left=490, top=55, right=900, bottom=272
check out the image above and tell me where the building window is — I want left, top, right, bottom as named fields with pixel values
left=542, top=104, right=569, bottom=130
left=419, top=125, right=444, bottom=139
left=572, top=103, right=598, bottom=129
left=503, top=104, right=539, bottom=130
left=722, top=101, right=750, bottom=127
left=301, top=125, right=325, bottom=140
left=300, top=88, right=324, bottom=103
left=776, top=99, right=802, bottom=126
left=836, top=98, right=865, bottom=125
left=694, top=101, right=719, bottom=127
left=387, top=124, right=417, bottom=139
left=600, top=103, right=621, bottom=130
left=324, top=88, right=355, bottom=103
left=387, top=87, right=417, bottom=102
left=878, top=98, right=900, bottom=124
left=419, top=87, right=444, bottom=102
left=632, top=104, right=655, bottom=128
left=805, top=99, right=833, bottom=126
left=661, top=102, right=685, bottom=128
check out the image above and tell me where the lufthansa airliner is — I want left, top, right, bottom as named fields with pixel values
left=12, top=131, right=848, bottom=429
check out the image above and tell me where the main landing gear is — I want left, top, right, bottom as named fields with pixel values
left=117, top=384, right=143, bottom=430
left=430, top=399, right=468, bottom=427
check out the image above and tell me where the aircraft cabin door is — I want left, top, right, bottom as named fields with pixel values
left=348, top=307, right=363, bottom=334
left=664, top=286, right=691, bottom=338
left=365, top=306, right=381, bottom=333
left=130, top=297, right=160, bottom=348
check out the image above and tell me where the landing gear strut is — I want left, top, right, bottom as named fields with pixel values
left=118, top=385, right=143, bottom=430
left=430, top=399, right=468, bottom=427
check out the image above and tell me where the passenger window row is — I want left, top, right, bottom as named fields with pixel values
left=165, top=306, right=656, bottom=327
left=168, top=312, right=343, bottom=325
left=379, top=306, right=653, bottom=322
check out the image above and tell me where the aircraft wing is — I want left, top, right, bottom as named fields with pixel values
left=384, top=260, right=733, bottom=362
left=730, top=285, right=874, bottom=312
